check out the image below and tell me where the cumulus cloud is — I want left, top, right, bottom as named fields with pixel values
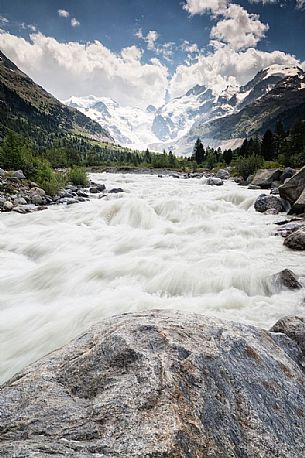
left=211, top=4, right=268, bottom=50
left=0, top=31, right=168, bottom=109
left=58, top=9, right=70, bottom=18
left=136, top=29, right=159, bottom=50
left=169, top=46, right=300, bottom=98
left=71, top=17, right=80, bottom=27
left=183, top=0, right=228, bottom=15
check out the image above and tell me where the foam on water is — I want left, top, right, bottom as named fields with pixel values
left=0, top=172, right=304, bottom=383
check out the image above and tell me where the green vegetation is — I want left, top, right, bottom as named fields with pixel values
left=193, top=119, right=305, bottom=179
left=68, top=166, right=88, bottom=186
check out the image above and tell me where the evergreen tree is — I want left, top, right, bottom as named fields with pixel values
left=261, top=129, right=275, bottom=161
left=193, top=138, right=205, bottom=164
left=223, top=149, right=233, bottom=165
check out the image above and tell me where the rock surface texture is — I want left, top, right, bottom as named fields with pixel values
left=279, top=165, right=305, bottom=204
left=251, top=169, right=283, bottom=189
left=254, top=194, right=284, bottom=213
left=0, top=310, right=305, bottom=457
left=284, top=227, right=305, bottom=250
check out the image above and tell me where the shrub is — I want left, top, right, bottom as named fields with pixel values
left=34, top=158, right=65, bottom=196
left=68, top=166, right=88, bottom=186
left=233, top=155, right=263, bottom=180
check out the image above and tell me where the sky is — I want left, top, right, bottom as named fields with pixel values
left=0, top=0, right=304, bottom=109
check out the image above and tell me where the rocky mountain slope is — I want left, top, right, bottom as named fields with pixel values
left=0, top=51, right=113, bottom=147
left=66, top=64, right=305, bottom=155
left=0, top=310, right=305, bottom=456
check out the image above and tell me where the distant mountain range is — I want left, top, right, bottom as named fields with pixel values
left=66, top=64, right=305, bottom=155
left=0, top=50, right=113, bottom=149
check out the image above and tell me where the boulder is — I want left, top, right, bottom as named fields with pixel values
left=2, top=201, right=13, bottom=212
left=109, top=187, right=124, bottom=193
left=254, top=194, right=284, bottom=213
left=270, top=316, right=305, bottom=355
left=0, top=310, right=305, bottom=457
left=251, top=169, right=283, bottom=189
left=271, top=269, right=302, bottom=291
left=13, top=197, right=27, bottom=206
left=284, top=227, right=305, bottom=250
left=0, top=168, right=4, bottom=177
left=280, top=168, right=296, bottom=184
left=216, top=169, right=230, bottom=180
left=96, top=183, right=106, bottom=192
left=279, top=165, right=305, bottom=204
left=289, top=188, right=305, bottom=215
left=206, top=177, right=223, bottom=186
left=12, top=170, right=25, bottom=180
left=246, top=174, right=254, bottom=185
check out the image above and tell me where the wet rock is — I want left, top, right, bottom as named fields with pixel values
left=246, top=174, right=254, bottom=185
left=96, top=183, right=106, bottom=192
left=30, top=194, right=44, bottom=205
left=234, top=176, right=245, bottom=185
left=171, top=173, right=180, bottom=178
left=248, top=184, right=261, bottom=190
left=279, top=165, right=305, bottom=204
left=254, top=194, right=284, bottom=213
left=206, top=177, right=223, bottom=186
left=109, top=187, right=124, bottom=193
left=272, top=269, right=302, bottom=290
left=2, top=201, right=13, bottom=212
left=274, top=219, right=305, bottom=237
left=1, top=310, right=305, bottom=457
left=89, top=187, right=99, bottom=194
left=284, top=227, right=305, bottom=250
left=158, top=174, right=163, bottom=178
left=12, top=170, right=25, bottom=180
left=216, top=169, right=230, bottom=180
left=77, top=190, right=89, bottom=198
left=251, top=169, right=283, bottom=189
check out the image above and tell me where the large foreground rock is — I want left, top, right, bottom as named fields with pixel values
left=1, top=310, right=305, bottom=457
left=290, top=188, right=305, bottom=215
left=279, top=165, right=305, bottom=203
left=251, top=169, right=282, bottom=188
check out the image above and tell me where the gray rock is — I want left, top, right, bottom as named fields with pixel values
left=270, top=316, right=305, bottom=355
left=89, top=187, right=99, bottom=194
left=254, top=194, right=284, bottom=213
left=251, top=169, right=283, bottom=189
left=274, top=219, right=305, bottom=237
left=0, top=168, right=4, bottom=177
left=109, top=187, right=124, bottom=193
left=13, top=197, right=27, bottom=206
left=289, top=188, right=305, bottom=215
left=284, top=227, right=305, bottom=250
left=216, top=169, right=230, bottom=180
left=279, top=165, right=305, bottom=203
left=246, top=174, right=254, bottom=185
left=12, top=170, right=25, bottom=180
left=30, top=194, right=44, bottom=205
left=30, top=187, right=45, bottom=196
left=272, top=269, right=302, bottom=291
left=0, top=310, right=305, bottom=457
left=96, top=183, right=106, bottom=192
left=248, top=184, right=261, bottom=190
left=2, top=201, right=13, bottom=212
left=77, top=190, right=89, bottom=198
left=280, top=168, right=296, bottom=184
left=206, top=177, right=223, bottom=186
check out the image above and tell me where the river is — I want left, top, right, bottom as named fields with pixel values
left=0, top=172, right=304, bottom=383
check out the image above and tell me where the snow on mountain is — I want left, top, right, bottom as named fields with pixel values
left=64, top=65, right=305, bottom=155
left=64, top=95, right=159, bottom=151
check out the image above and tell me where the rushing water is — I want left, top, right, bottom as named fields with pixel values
left=1, top=172, right=304, bottom=383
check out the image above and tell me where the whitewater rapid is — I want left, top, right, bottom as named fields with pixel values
left=1, top=173, right=304, bottom=383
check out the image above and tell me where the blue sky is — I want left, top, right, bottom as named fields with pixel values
left=0, top=0, right=304, bottom=108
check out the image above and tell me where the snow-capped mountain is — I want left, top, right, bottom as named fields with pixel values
left=64, top=95, right=159, bottom=150
left=64, top=64, right=305, bottom=155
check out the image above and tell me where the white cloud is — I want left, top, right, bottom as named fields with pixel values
left=181, top=41, right=199, bottom=53
left=136, top=29, right=159, bottom=50
left=211, top=4, right=268, bottom=50
left=0, top=31, right=168, bottom=109
left=183, top=0, right=228, bottom=15
left=71, top=17, right=80, bottom=28
left=169, top=46, right=300, bottom=98
left=58, top=9, right=70, bottom=18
